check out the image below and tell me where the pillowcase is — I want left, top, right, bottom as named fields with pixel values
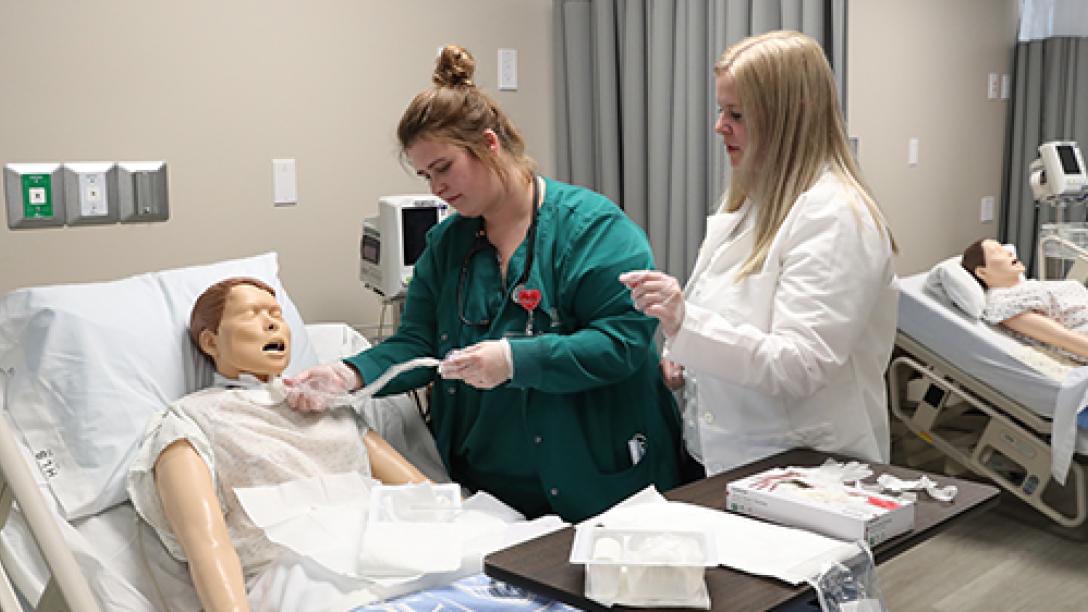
left=0, top=252, right=318, bottom=520
left=925, top=256, right=986, bottom=319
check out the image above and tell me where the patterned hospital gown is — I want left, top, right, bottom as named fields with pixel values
left=982, top=279, right=1088, bottom=364
left=127, top=374, right=372, bottom=578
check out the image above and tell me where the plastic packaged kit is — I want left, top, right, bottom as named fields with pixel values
left=367, top=482, right=462, bottom=523
left=808, top=542, right=888, bottom=612
left=570, top=526, right=716, bottom=609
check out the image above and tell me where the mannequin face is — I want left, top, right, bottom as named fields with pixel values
left=715, top=72, right=747, bottom=168
left=976, top=239, right=1025, bottom=289
left=198, top=284, right=291, bottom=381
left=407, top=133, right=505, bottom=218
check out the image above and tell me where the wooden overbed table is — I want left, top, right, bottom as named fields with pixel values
left=484, top=448, right=1000, bottom=611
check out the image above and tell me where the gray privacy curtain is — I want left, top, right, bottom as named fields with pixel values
left=1001, top=37, right=1088, bottom=275
left=553, top=0, right=845, bottom=281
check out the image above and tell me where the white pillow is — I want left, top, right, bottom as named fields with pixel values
left=0, top=252, right=318, bottom=520
left=925, top=256, right=986, bottom=319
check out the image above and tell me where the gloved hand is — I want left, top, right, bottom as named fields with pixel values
left=618, top=270, right=686, bottom=338
left=438, top=339, right=513, bottom=390
left=283, top=361, right=361, bottom=413
left=660, top=357, right=685, bottom=391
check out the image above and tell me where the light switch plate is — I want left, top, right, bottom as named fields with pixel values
left=981, top=196, right=995, bottom=223
left=272, top=158, right=297, bottom=205
left=64, top=162, right=118, bottom=225
left=498, top=48, right=517, bottom=91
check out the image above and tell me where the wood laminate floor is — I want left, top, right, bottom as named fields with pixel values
left=878, top=494, right=1088, bottom=611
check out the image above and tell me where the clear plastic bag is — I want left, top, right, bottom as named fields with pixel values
left=808, top=542, right=887, bottom=612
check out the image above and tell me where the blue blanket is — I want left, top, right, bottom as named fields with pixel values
left=353, top=572, right=582, bottom=611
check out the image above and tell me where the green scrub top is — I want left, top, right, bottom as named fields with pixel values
left=346, top=177, right=683, bottom=522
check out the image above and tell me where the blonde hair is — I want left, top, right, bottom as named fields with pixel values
left=715, top=31, right=895, bottom=280
left=397, top=44, right=536, bottom=188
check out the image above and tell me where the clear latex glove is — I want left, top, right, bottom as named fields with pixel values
left=618, top=270, right=686, bottom=338
left=660, top=357, right=685, bottom=391
left=438, top=339, right=513, bottom=389
left=283, top=361, right=361, bottom=413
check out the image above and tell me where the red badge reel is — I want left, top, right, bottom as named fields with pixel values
left=513, top=285, right=541, bottom=335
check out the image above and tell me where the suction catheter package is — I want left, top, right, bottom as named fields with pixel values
left=807, top=542, right=888, bottom=612
left=569, top=526, right=716, bottom=609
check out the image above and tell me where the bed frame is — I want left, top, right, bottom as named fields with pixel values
left=0, top=410, right=98, bottom=612
left=889, top=331, right=1087, bottom=530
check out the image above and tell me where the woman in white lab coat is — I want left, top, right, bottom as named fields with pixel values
left=621, top=31, right=898, bottom=476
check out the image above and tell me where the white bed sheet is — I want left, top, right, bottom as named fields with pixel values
left=0, top=323, right=468, bottom=611
left=898, top=273, right=1088, bottom=453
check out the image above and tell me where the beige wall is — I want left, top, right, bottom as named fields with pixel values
left=0, top=0, right=553, bottom=328
left=2, top=1, right=1023, bottom=325
left=848, top=0, right=1020, bottom=276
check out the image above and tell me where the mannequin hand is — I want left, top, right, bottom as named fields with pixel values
left=439, top=340, right=512, bottom=389
left=618, top=270, right=686, bottom=338
left=284, top=361, right=361, bottom=413
left=660, top=358, right=685, bottom=391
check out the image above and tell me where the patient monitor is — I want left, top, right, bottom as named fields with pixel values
left=1030, top=141, right=1087, bottom=200
left=360, top=195, right=450, bottom=298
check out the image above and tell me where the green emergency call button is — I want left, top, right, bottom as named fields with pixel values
left=21, top=173, right=53, bottom=218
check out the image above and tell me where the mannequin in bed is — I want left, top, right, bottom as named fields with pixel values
left=963, top=238, right=1088, bottom=363
left=127, top=277, right=428, bottom=611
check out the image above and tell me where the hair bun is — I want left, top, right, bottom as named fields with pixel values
left=433, top=44, right=476, bottom=88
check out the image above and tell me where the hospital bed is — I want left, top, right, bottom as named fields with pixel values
left=0, top=252, right=545, bottom=611
left=890, top=270, right=1088, bottom=531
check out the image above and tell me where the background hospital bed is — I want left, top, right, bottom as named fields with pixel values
left=890, top=273, right=1087, bottom=534
left=0, top=321, right=454, bottom=612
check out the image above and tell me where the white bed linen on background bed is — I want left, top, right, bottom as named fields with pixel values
left=899, top=273, right=1088, bottom=480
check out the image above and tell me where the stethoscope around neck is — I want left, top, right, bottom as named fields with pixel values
left=457, top=175, right=540, bottom=328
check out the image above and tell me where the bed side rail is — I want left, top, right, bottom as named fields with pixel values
left=0, top=411, right=100, bottom=612
left=889, top=345, right=1087, bottom=528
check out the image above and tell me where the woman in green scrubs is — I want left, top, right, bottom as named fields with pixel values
left=287, top=45, right=683, bottom=522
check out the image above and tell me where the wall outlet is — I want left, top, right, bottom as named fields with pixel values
left=981, top=196, right=994, bottom=223
left=63, top=162, right=118, bottom=225
left=987, top=73, right=999, bottom=99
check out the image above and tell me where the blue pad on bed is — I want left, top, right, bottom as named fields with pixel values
left=353, top=573, right=579, bottom=611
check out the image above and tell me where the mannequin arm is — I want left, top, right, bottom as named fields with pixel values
left=363, top=430, right=429, bottom=484
left=1002, top=311, right=1088, bottom=358
left=155, top=440, right=250, bottom=612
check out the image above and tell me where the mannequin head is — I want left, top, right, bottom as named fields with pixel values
left=189, top=277, right=290, bottom=381
left=962, top=238, right=1025, bottom=289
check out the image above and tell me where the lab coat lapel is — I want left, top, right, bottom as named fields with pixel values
left=686, top=202, right=754, bottom=291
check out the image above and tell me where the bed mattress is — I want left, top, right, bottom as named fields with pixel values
left=897, top=273, right=1088, bottom=452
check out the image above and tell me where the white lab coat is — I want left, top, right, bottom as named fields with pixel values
left=667, top=169, right=898, bottom=476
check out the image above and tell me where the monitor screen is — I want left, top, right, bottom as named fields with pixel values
left=1057, top=145, right=1083, bottom=175
left=402, top=206, right=438, bottom=266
